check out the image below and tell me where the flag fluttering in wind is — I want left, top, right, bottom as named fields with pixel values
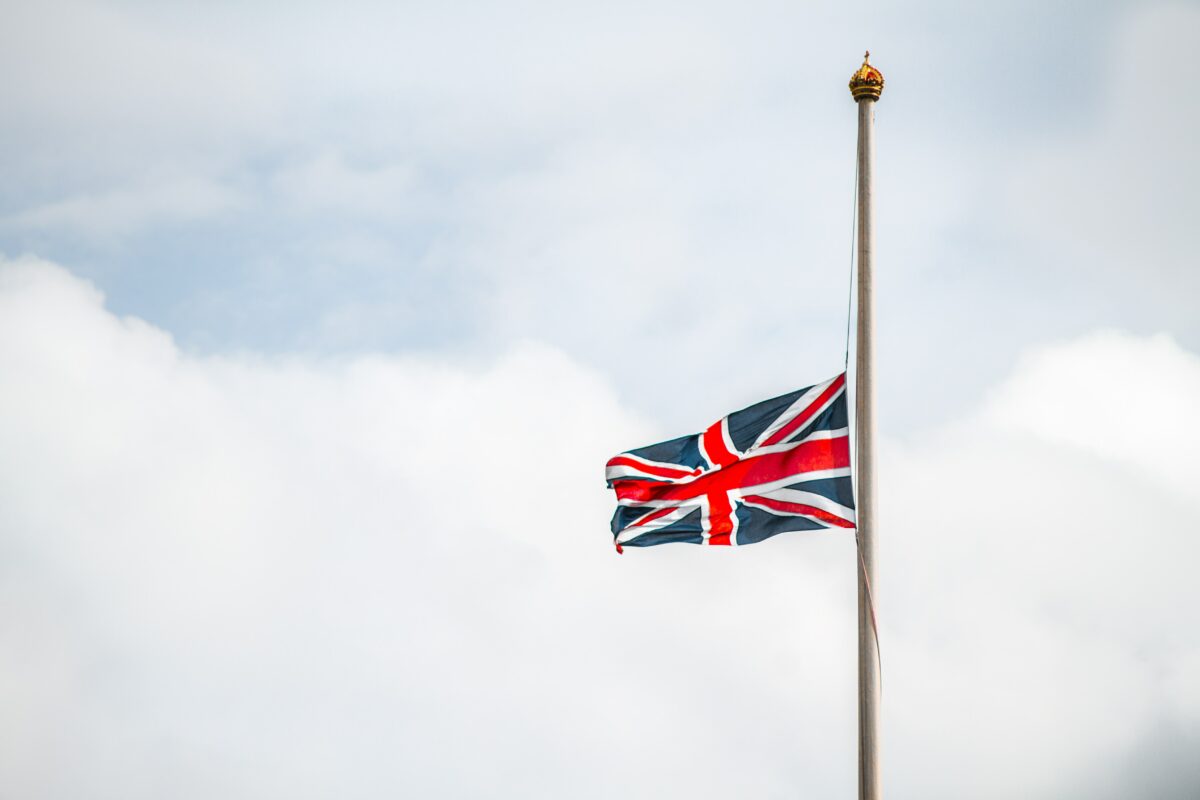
left=605, top=373, right=855, bottom=551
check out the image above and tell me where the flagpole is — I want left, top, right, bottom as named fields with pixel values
left=849, top=51, right=884, bottom=800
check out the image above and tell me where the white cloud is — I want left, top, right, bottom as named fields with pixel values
left=985, top=329, right=1200, bottom=504
left=269, top=152, right=416, bottom=220
left=885, top=333, right=1200, bottom=798
left=1, top=1, right=1194, bottom=792
left=1, top=257, right=1197, bottom=797
left=0, top=0, right=280, bottom=168
left=3, top=176, right=244, bottom=239
left=0, top=257, right=856, bottom=798
left=1002, top=4, right=1200, bottom=300
left=12, top=0, right=1189, bottom=440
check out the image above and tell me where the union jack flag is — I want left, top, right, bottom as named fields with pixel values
left=606, top=373, right=855, bottom=551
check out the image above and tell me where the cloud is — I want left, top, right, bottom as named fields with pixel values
left=1000, top=4, right=1200, bottom=333
left=7, top=0, right=1190, bottom=444
left=1, top=257, right=1197, bottom=797
left=1, top=2, right=1194, bottom=794
left=0, top=0, right=858, bottom=415
left=269, top=153, right=416, bottom=220
left=3, top=176, right=244, bottom=240
left=0, top=257, right=856, bottom=798
left=985, top=329, right=1200, bottom=504
left=0, top=0, right=279, bottom=170
left=885, top=331, right=1200, bottom=799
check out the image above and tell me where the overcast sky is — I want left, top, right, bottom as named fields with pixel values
left=2, top=1, right=1198, bottom=798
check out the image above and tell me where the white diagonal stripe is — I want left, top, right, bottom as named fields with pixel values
left=749, top=486, right=856, bottom=523
left=729, top=466, right=854, bottom=499
left=752, top=374, right=840, bottom=448
left=616, top=503, right=700, bottom=544
left=605, top=452, right=699, bottom=481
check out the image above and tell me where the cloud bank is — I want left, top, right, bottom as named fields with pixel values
left=11, top=0, right=1196, bottom=434
left=1, top=257, right=1197, bottom=798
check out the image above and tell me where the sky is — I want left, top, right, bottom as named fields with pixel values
left=1, top=1, right=1198, bottom=797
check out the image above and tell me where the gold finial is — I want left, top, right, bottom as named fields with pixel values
left=849, top=51, right=884, bottom=102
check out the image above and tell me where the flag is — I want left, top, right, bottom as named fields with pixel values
left=605, top=373, right=855, bottom=551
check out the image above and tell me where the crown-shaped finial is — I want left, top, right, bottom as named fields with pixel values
left=849, top=51, right=884, bottom=101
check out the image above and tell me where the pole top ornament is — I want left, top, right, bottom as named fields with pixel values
left=849, top=51, right=884, bottom=101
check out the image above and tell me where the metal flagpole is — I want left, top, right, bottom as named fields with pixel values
left=849, top=51, right=884, bottom=800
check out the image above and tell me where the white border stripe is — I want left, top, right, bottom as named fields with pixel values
left=720, top=418, right=740, bottom=461
left=613, top=428, right=849, bottom=493
left=696, top=430, right=714, bottom=470
left=614, top=465, right=853, bottom=507
left=728, top=490, right=741, bottom=546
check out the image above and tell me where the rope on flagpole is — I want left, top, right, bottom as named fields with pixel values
left=856, top=529, right=882, bottom=691
left=844, top=153, right=858, bottom=370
